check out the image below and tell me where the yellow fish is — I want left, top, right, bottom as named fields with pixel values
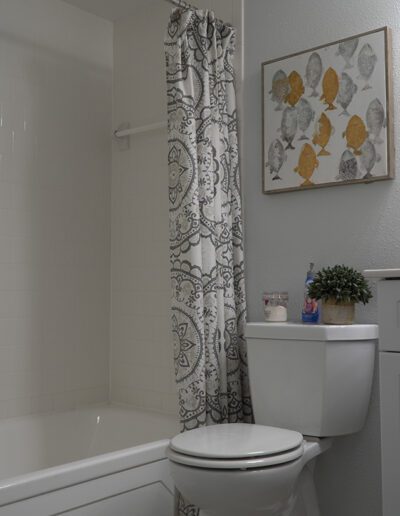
left=342, top=115, right=368, bottom=155
left=294, top=143, right=319, bottom=186
left=320, top=67, right=339, bottom=110
left=285, top=71, right=305, bottom=107
left=312, top=113, right=333, bottom=156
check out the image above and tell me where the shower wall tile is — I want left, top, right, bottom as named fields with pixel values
left=110, top=0, right=240, bottom=418
left=0, top=0, right=113, bottom=419
left=110, top=0, right=177, bottom=414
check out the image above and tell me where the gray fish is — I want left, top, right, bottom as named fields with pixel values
left=297, top=98, right=315, bottom=140
left=280, top=107, right=298, bottom=150
left=357, top=43, right=377, bottom=90
left=336, top=38, right=359, bottom=69
left=366, top=98, right=386, bottom=144
left=269, top=70, right=289, bottom=111
left=265, top=139, right=287, bottom=180
left=305, top=52, right=323, bottom=97
left=336, top=149, right=359, bottom=181
left=360, top=139, right=381, bottom=178
left=337, top=73, right=358, bottom=116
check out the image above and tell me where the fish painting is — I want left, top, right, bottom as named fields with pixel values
left=366, top=98, right=386, bottom=144
left=343, top=115, right=369, bottom=155
left=337, top=73, right=358, bottom=116
left=280, top=107, right=298, bottom=150
left=294, top=143, right=319, bottom=186
left=360, top=139, right=381, bottom=178
left=297, top=98, right=315, bottom=140
left=357, top=43, right=377, bottom=91
left=320, top=67, right=339, bottom=110
left=285, top=71, right=305, bottom=107
left=336, top=150, right=359, bottom=181
left=269, top=70, right=290, bottom=111
left=305, top=52, right=323, bottom=97
left=335, top=38, right=359, bottom=69
left=265, top=139, right=287, bottom=180
left=312, top=113, right=333, bottom=156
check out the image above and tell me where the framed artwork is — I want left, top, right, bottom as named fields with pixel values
left=262, top=27, right=393, bottom=194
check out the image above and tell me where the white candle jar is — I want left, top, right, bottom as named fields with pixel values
left=263, top=292, right=289, bottom=322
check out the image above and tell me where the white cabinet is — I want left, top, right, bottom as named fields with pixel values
left=380, top=352, right=400, bottom=516
left=364, top=272, right=400, bottom=516
left=378, top=281, right=400, bottom=352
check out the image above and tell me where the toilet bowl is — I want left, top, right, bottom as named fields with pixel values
left=167, top=323, right=378, bottom=516
left=167, top=423, right=331, bottom=516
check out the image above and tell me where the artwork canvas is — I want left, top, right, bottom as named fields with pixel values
left=262, top=27, right=393, bottom=194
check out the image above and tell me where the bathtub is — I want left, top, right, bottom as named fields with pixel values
left=0, top=404, right=179, bottom=515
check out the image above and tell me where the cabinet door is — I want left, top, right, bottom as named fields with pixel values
left=378, top=281, right=400, bottom=352
left=380, top=352, right=400, bottom=516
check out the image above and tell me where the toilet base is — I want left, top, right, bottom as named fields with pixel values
left=199, top=461, right=319, bottom=516
left=169, top=438, right=332, bottom=516
left=288, top=461, right=320, bottom=516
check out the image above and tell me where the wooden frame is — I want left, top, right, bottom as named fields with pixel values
left=262, top=27, right=394, bottom=194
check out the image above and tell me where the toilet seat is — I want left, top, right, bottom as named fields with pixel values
left=168, top=423, right=304, bottom=470
left=167, top=443, right=304, bottom=469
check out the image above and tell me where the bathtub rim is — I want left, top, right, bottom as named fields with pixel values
left=0, top=438, right=171, bottom=508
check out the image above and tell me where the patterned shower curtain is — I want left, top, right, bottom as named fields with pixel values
left=165, top=7, right=253, bottom=514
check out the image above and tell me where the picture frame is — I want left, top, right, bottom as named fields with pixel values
left=262, top=27, right=394, bottom=194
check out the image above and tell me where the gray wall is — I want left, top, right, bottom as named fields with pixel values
left=243, top=1, right=400, bottom=515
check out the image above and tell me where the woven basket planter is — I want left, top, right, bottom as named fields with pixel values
left=322, top=298, right=355, bottom=325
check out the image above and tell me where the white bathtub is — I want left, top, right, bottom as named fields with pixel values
left=0, top=404, right=179, bottom=515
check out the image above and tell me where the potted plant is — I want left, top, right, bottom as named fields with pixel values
left=307, top=265, right=372, bottom=325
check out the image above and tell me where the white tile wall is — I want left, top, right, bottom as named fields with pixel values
left=0, top=0, right=241, bottom=420
left=110, top=0, right=242, bottom=416
left=0, top=0, right=113, bottom=418
left=110, top=1, right=178, bottom=415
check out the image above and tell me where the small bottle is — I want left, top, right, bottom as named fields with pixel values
left=302, top=263, right=319, bottom=323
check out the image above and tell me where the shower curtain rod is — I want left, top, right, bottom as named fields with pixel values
left=164, top=0, right=198, bottom=10
left=113, top=0, right=204, bottom=141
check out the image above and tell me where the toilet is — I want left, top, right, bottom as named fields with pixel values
left=167, top=322, right=378, bottom=516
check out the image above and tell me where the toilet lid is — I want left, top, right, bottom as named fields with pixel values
left=169, top=423, right=303, bottom=460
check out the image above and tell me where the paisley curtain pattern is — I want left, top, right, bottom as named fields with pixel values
left=165, top=7, right=253, bottom=515
left=165, top=7, right=252, bottom=434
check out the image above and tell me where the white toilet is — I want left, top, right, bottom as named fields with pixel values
left=167, top=322, right=378, bottom=516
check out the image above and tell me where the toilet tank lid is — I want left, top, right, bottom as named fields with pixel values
left=245, top=322, right=378, bottom=341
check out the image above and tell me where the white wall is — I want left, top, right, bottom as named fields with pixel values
left=110, top=0, right=242, bottom=415
left=0, top=0, right=113, bottom=417
left=243, top=1, right=400, bottom=515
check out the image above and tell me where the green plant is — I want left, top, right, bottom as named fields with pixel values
left=308, top=265, right=373, bottom=304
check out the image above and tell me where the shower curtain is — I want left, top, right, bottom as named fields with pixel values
left=165, top=7, right=252, bottom=515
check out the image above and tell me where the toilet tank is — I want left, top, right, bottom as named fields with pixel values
left=245, top=323, right=378, bottom=437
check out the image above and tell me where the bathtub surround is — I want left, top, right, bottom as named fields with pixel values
left=110, top=0, right=177, bottom=415
left=243, top=1, right=400, bottom=515
left=0, top=0, right=241, bottom=421
left=0, top=0, right=244, bottom=426
left=110, top=0, right=242, bottom=415
left=0, top=0, right=112, bottom=418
